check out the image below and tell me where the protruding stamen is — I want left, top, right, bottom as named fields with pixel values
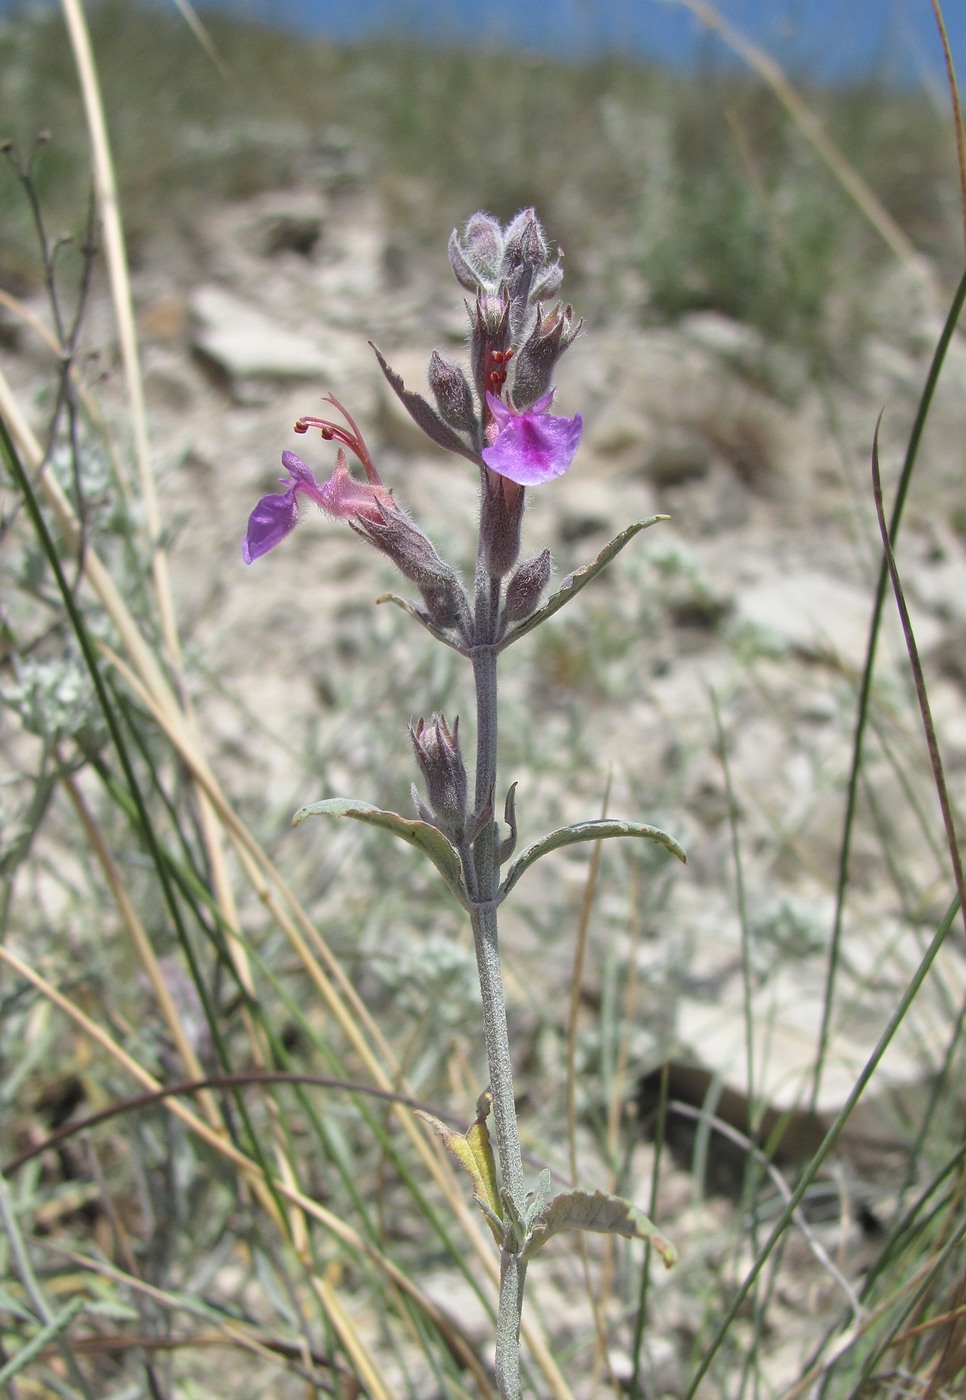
left=293, top=394, right=381, bottom=484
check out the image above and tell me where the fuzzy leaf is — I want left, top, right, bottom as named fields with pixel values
left=522, top=1189, right=676, bottom=1267
left=371, top=343, right=485, bottom=467
left=293, top=798, right=467, bottom=905
left=500, top=819, right=686, bottom=900
left=500, top=516, right=668, bottom=648
left=416, top=1102, right=504, bottom=1243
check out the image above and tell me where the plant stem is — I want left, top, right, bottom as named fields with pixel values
left=496, top=1246, right=529, bottom=1400
left=468, top=894, right=525, bottom=1208
left=466, top=559, right=528, bottom=1397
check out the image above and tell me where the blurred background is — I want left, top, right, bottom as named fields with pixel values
left=155, top=0, right=966, bottom=85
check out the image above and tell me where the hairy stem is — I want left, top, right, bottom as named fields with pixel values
left=466, top=556, right=528, bottom=1397
left=496, top=1247, right=529, bottom=1400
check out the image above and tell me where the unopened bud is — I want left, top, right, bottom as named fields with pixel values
left=410, top=713, right=468, bottom=838
left=501, top=208, right=548, bottom=274
left=473, top=290, right=511, bottom=340
left=470, top=290, right=512, bottom=406
left=428, top=350, right=476, bottom=433
left=449, top=211, right=504, bottom=292
left=530, top=261, right=564, bottom=303
left=461, top=212, right=504, bottom=281
left=503, top=549, right=552, bottom=623
left=512, top=302, right=581, bottom=408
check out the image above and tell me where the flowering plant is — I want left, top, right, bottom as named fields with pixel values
left=244, top=208, right=684, bottom=1398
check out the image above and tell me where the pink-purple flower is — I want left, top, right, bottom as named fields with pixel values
left=242, top=397, right=395, bottom=563
left=242, top=452, right=323, bottom=564
left=481, top=390, right=582, bottom=486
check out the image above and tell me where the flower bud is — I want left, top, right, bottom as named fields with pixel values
left=449, top=212, right=504, bottom=292
left=428, top=350, right=476, bottom=433
left=461, top=212, right=504, bottom=282
left=500, top=208, right=548, bottom=275
left=503, top=549, right=552, bottom=623
left=473, top=290, right=511, bottom=341
left=410, top=713, right=468, bottom=838
left=511, top=302, right=582, bottom=409
left=530, top=261, right=564, bottom=304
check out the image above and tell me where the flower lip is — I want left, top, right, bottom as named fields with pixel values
left=242, top=453, right=327, bottom=563
left=481, top=390, right=582, bottom=487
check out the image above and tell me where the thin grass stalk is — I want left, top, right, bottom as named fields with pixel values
left=595, top=849, right=649, bottom=1396
left=59, top=0, right=175, bottom=657
left=871, top=425, right=966, bottom=941
left=845, top=1219, right=966, bottom=1394
left=564, top=785, right=614, bottom=1388
left=36, top=1238, right=357, bottom=1386
left=312, top=1274, right=393, bottom=1400
left=58, top=765, right=218, bottom=1117
left=711, top=688, right=773, bottom=1400
left=810, top=266, right=966, bottom=1114
left=0, top=1170, right=98, bottom=1399
left=930, top=0, right=966, bottom=257
left=629, top=1061, right=670, bottom=1399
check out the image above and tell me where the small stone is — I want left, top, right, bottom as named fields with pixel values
left=190, top=284, right=333, bottom=389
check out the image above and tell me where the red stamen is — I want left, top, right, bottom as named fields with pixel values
left=487, top=347, right=513, bottom=396
left=293, top=395, right=381, bottom=485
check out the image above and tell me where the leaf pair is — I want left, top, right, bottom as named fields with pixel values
left=293, top=800, right=687, bottom=912
left=418, top=1103, right=676, bottom=1269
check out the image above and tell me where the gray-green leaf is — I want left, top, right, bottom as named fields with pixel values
left=500, top=516, right=668, bottom=648
left=500, top=819, right=686, bottom=900
left=293, top=798, right=468, bottom=905
left=521, top=1189, right=676, bottom=1268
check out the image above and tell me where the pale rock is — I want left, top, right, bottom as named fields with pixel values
left=190, top=284, right=336, bottom=386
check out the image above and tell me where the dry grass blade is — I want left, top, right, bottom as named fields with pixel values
left=59, top=0, right=171, bottom=644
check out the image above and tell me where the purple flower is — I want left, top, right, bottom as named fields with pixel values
left=481, top=390, right=582, bottom=486
left=243, top=396, right=397, bottom=564
left=242, top=449, right=395, bottom=563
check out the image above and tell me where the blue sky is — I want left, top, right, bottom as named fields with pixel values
left=189, top=0, right=962, bottom=87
